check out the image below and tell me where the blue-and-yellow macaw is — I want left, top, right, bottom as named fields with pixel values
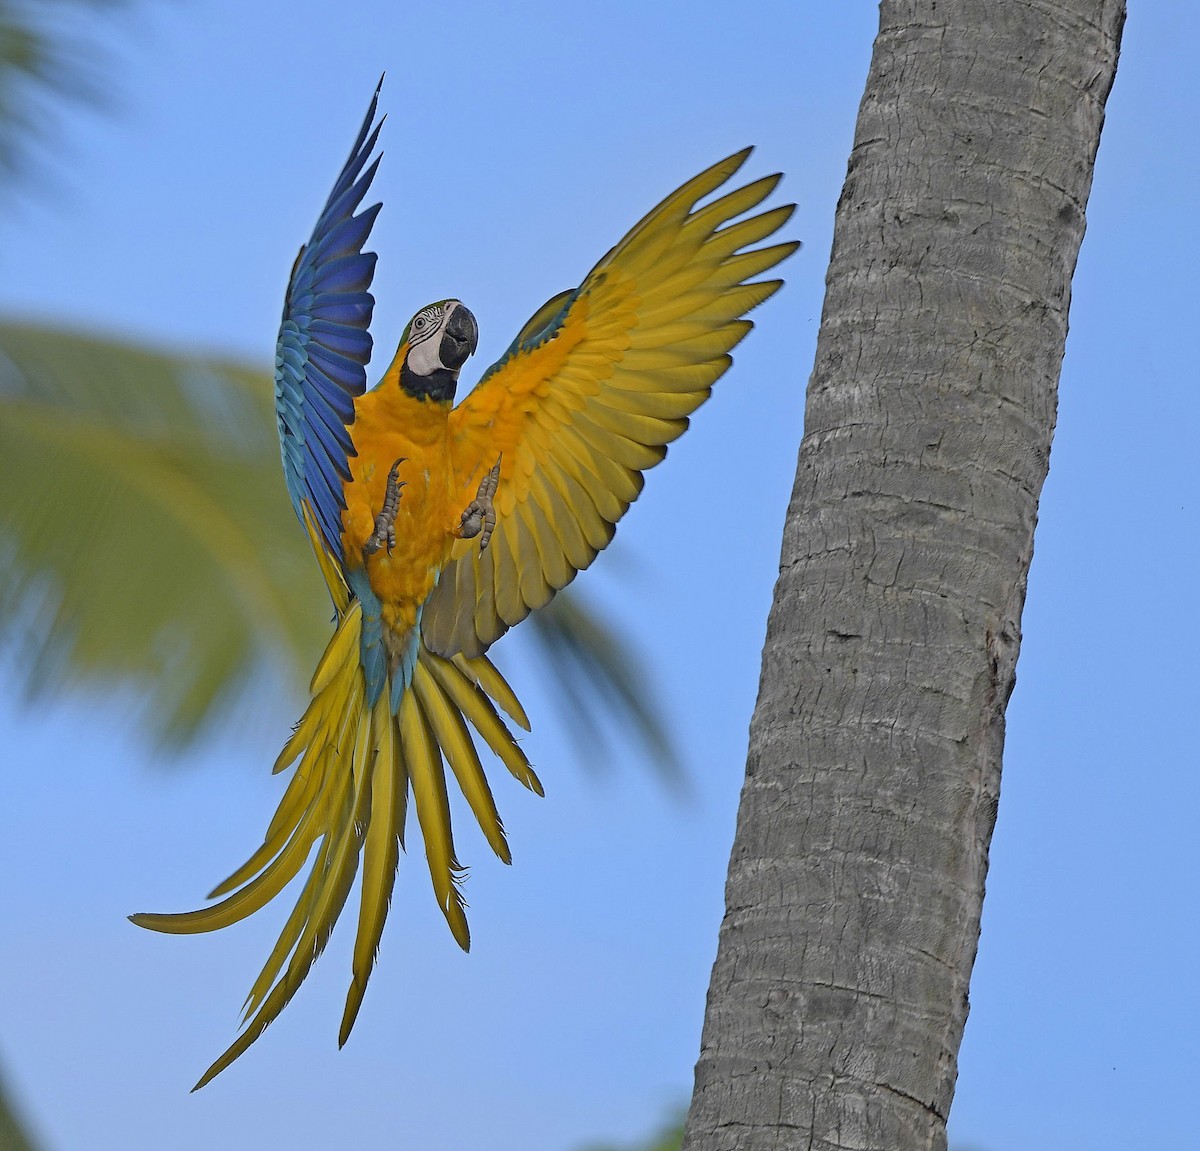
left=132, top=83, right=798, bottom=1088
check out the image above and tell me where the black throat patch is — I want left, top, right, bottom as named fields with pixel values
left=400, top=363, right=459, bottom=403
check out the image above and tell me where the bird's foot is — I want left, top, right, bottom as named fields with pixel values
left=457, top=457, right=502, bottom=551
left=363, top=458, right=407, bottom=557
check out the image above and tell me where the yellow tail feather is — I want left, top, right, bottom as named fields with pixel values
left=131, top=584, right=539, bottom=1086
left=340, top=699, right=406, bottom=1046
left=414, top=661, right=510, bottom=864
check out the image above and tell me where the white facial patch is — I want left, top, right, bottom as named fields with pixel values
left=406, top=306, right=444, bottom=375
left=405, top=301, right=464, bottom=377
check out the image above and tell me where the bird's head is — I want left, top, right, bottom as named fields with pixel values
left=398, top=299, right=479, bottom=402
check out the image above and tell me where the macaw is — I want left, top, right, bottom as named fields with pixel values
left=132, top=83, right=798, bottom=1089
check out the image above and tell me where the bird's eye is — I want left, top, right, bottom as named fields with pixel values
left=415, top=317, right=427, bottom=329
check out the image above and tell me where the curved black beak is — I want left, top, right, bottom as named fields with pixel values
left=440, top=303, right=479, bottom=371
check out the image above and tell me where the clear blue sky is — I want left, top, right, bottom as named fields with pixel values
left=1, top=4, right=1197, bottom=1150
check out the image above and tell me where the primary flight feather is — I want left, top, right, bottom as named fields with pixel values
left=132, top=83, right=798, bottom=1088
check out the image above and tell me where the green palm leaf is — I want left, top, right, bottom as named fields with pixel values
left=0, top=320, right=319, bottom=742
left=0, top=319, right=677, bottom=766
left=577, top=1114, right=685, bottom=1151
left=0, top=1067, right=38, bottom=1151
left=0, top=0, right=129, bottom=183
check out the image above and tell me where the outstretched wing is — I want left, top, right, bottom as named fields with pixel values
left=274, top=84, right=383, bottom=564
left=422, top=148, right=799, bottom=658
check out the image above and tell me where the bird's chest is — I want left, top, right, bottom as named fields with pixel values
left=341, top=391, right=457, bottom=625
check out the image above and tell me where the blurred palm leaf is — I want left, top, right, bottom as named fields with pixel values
left=0, top=1108, right=36, bottom=1151
left=533, top=592, right=682, bottom=785
left=0, top=1060, right=37, bottom=1151
left=0, top=1067, right=38, bottom=1151
left=0, top=320, right=314, bottom=743
left=577, top=1114, right=684, bottom=1151
left=0, top=319, right=677, bottom=767
left=0, top=0, right=128, bottom=184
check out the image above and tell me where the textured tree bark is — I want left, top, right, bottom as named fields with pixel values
left=683, top=3, right=1124, bottom=1149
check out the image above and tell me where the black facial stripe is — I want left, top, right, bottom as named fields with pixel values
left=409, top=309, right=442, bottom=346
left=400, top=362, right=459, bottom=403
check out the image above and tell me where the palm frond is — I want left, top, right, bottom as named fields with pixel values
left=0, top=319, right=326, bottom=744
left=577, top=1113, right=685, bottom=1151
left=0, top=319, right=680, bottom=770
left=0, top=1066, right=40, bottom=1151
left=526, top=592, right=682, bottom=783
left=0, top=0, right=130, bottom=185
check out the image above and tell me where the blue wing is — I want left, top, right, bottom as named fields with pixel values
left=274, top=84, right=384, bottom=566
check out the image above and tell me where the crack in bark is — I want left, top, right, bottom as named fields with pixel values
left=876, top=1081, right=947, bottom=1124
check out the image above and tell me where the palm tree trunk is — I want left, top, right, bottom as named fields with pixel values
left=683, top=3, right=1125, bottom=1149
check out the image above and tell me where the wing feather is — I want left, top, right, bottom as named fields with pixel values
left=513, top=500, right=559, bottom=608
left=472, top=532, right=504, bottom=640
left=570, top=411, right=667, bottom=472
left=427, top=146, right=798, bottom=660
left=541, top=461, right=614, bottom=553
left=274, top=85, right=383, bottom=564
left=639, top=280, right=781, bottom=329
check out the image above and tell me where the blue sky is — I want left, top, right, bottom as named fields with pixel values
left=1, top=3, right=1197, bottom=1150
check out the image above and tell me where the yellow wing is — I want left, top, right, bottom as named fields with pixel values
left=423, top=148, right=799, bottom=659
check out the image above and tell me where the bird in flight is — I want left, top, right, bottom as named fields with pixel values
left=132, top=81, right=798, bottom=1089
